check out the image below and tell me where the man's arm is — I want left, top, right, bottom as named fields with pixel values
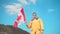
left=26, top=21, right=32, bottom=28
left=39, top=18, right=44, bottom=32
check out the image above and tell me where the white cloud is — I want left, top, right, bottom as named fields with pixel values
left=5, top=0, right=37, bottom=15
left=30, top=0, right=36, bottom=4
left=5, top=3, right=22, bottom=15
left=48, top=9, right=55, bottom=13
left=18, top=0, right=28, bottom=5
left=18, top=0, right=36, bottom=5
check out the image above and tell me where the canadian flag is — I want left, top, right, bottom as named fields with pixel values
left=13, top=8, right=26, bottom=28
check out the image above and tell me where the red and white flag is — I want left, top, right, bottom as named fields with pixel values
left=13, top=8, right=26, bottom=28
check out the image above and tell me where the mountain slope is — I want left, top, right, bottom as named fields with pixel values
left=0, top=24, right=29, bottom=34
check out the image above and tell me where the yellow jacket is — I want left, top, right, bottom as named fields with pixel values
left=27, top=18, right=44, bottom=31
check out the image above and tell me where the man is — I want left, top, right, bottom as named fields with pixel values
left=26, top=12, right=44, bottom=34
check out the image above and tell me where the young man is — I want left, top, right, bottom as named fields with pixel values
left=26, top=12, right=44, bottom=34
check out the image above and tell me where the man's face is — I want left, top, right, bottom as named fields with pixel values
left=32, top=14, right=37, bottom=19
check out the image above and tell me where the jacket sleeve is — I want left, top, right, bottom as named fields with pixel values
left=27, top=21, right=32, bottom=28
left=39, top=18, right=44, bottom=31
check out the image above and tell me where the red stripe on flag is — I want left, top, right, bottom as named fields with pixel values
left=21, top=8, right=26, bottom=22
left=17, top=15, right=22, bottom=21
left=13, top=21, right=18, bottom=28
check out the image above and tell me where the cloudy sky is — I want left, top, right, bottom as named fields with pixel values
left=0, top=0, right=60, bottom=34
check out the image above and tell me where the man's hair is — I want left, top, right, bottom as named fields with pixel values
left=32, top=12, right=37, bottom=15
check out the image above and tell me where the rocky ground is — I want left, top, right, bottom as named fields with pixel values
left=0, top=24, right=29, bottom=34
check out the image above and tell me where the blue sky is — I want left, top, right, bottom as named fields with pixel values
left=0, top=0, right=60, bottom=34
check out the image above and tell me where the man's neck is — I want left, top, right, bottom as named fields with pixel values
left=33, top=17, right=38, bottom=20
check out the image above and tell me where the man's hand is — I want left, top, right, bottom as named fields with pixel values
left=40, top=30, right=44, bottom=34
left=39, top=29, right=44, bottom=33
